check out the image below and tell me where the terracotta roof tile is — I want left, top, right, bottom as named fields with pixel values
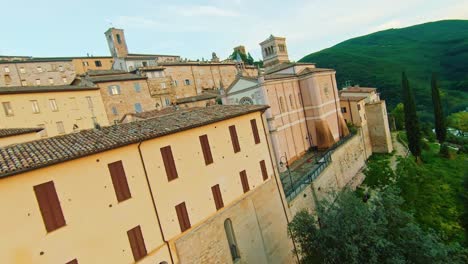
left=0, top=128, right=43, bottom=138
left=0, top=105, right=268, bottom=178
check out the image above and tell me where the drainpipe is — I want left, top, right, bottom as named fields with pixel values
left=137, top=142, right=175, bottom=264
left=260, top=112, right=301, bottom=264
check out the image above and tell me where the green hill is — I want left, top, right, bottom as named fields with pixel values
left=299, top=20, right=468, bottom=121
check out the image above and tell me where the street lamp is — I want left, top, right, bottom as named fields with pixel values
left=279, top=153, right=294, bottom=191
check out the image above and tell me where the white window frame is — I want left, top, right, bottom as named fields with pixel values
left=19, top=67, right=26, bottom=73
left=35, top=79, right=41, bottom=85
left=160, top=83, right=166, bottom=89
left=37, top=66, right=43, bottom=73
left=31, top=100, right=40, bottom=113
left=4, top=66, right=10, bottom=73
left=2, top=102, right=13, bottom=116
left=184, top=79, right=191, bottom=86
left=56, top=121, right=65, bottom=134
left=48, top=78, right=54, bottom=84
left=49, top=99, right=58, bottom=111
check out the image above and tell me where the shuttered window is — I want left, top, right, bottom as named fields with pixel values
left=127, top=225, right=147, bottom=261
left=229, top=125, right=241, bottom=153
left=240, top=170, right=250, bottom=193
left=260, top=160, right=268, bottom=181
left=250, top=119, right=260, bottom=144
left=33, top=181, right=66, bottom=232
left=108, top=161, right=132, bottom=202
left=161, top=146, right=178, bottom=181
left=211, top=184, right=224, bottom=210
left=175, top=202, right=191, bottom=232
left=199, top=134, right=213, bottom=165
left=66, top=259, right=78, bottom=264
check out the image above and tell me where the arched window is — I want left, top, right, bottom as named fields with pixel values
left=159, top=262, right=168, bottom=264
left=116, top=34, right=122, bottom=44
left=289, top=94, right=294, bottom=109
left=264, top=48, right=268, bottom=56
left=279, top=97, right=285, bottom=113
left=239, top=97, right=254, bottom=105
left=224, top=219, right=240, bottom=261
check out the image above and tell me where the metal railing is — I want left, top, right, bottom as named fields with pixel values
left=283, top=133, right=356, bottom=201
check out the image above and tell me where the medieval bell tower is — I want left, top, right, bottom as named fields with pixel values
left=104, top=28, right=129, bottom=58
left=259, top=35, right=290, bottom=69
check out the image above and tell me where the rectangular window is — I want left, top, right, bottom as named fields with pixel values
left=95, top=60, right=102, bottom=67
left=160, top=83, right=166, bottom=89
left=161, top=146, right=178, bottom=181
left=37, top=66, right=43, bottom=72
left=58, top=65, right=64, bottom=72
left=112, top=107, right=118, bottom=116
left=48, top=78, right=54, bottom=84
left=134, top=83, right=141, bottom=93
left=35, top=79, right=41, bottom=85
left=33, top=181, right=66, bottom=232
left=164, top=97, right=171, bottom=106
left=142, top=61, right=148, bottom=67
left=62, top=77, right=67, bottom=84
left=4, top=74, right=12, bottom=84
left=21, top=80, right=27, bottom=86
left=357, top=104, right=361, bottom=111
left=173, top=80, right=178, bottom=87
left=199, top=134, right=213, bottom=165
left=86, top=96, right=93, bottom=109
left=82, top=61, right=89, bottom=66
left=56, top=121, right=65, bottom=134
left=108, top=160, right=132, bottom=202
left=108, top=85, right=120, bottom=95
left=127, top=225, right=147, bottom=261
left=240, top=170, right=250, bottom=193
left=260, top=160, right=268, bottom=181
left=250, top=119, right=260, bottom=144
left=184, top=79, right=191, bottom=86
left=175, top=202, right=191, bottom=232
left=31, top=100, right=40, bottom=113
left=134, top=103, right=142, bottom=113
left=211, top=184, right=224, bottom=210
left=2, top=101, right=13, bottom=116
left=229, top=125, right=241, bottom=153
left=4, top=66, right=10, bottom=73
left=341, top=107, right=347, bottom=113
left=20, top=67, right=26, bottom=73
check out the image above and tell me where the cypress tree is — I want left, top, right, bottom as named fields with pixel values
left=402, top=72, right=422, bottom=161
left=431, top=73, right=446, bottom=143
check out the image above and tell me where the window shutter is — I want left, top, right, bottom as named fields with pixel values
left=250, top=119, right=261, bottom=144
left=127, top=225, right=147, bottom=261
left=199, top=135, right=213, bottom=165
left=116, top=85, right=121, bottom=94
left=211, top=184, right=224, bottom=210
left=34, top=181, right=66, bottom=232
left=108, top=161, right=132, bottom=202
left=107, top=86, right=113, bottom=95
left=175, top=202, right=191, bottom=232
left=260, top=160, right=268, bottom=181
left=161, top=146, right=178, bottom=181
left=239, top=170, right=250, bottom=193
left=229, top=125, right=241, bottom=153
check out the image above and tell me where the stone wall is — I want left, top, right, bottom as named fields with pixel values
left=288, top=132, right=367, bottom=215
left=365, top=101, right=393, bottom=153
left=173, top=179, right=296, bottom=264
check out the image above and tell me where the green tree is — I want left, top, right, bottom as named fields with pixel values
left=431, top=73, right=447, bottom=143
left=391, top=103, right=405, bottom=130
left=447, top=111, right=468, bottom=135
left=288, top=188, right=467, bottom=264
left=402, top=72, right=422, bottom=161
left=246, top=52, right=254, bottom=65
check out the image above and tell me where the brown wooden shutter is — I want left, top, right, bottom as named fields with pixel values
left=175, top=202, right=191, bottom=232
left=250, top=119, right=261, bottom=144
left=260, top=160, right=268, bottom=181
left=108, top=160, right=132, bottom=202
left=199, top=134, right=213, bottom=165
left=240, top=170, right=250, bottom=193
left=161, top=146, right=179, bottom=181
left=211, top=184, right=224, bottom=210
left=66, top=259, right=78, bottom=264
left=34, top=181, right=66, bottom=232
left=127, top=225, right=147, bottom=261
left=229, top=125, right=241, bottom=153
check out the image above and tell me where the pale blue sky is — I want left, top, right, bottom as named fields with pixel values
left=1, top=0, right=467, bottom=61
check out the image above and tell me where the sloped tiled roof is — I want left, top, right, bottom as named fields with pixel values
left=86, top=73, right=146, bottom=83
left=0, top=85, right=99, bottom=94
left=0, top=105, right=268, bottom=178
left=176, top=93, right=217, bottom=104
left=0, top=128, right=43, bottom=138
left=120, top=107, right=202, bottom=122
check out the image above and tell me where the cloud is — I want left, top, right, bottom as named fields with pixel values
left=176, top=5, right=240, bottom=17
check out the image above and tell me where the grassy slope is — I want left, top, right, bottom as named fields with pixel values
left=299, top=20, right=468, bottom=121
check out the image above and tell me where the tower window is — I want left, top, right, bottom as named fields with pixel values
left=95, top=60, right=102, bottom=67
left=116, top=34, right=122, bottom=44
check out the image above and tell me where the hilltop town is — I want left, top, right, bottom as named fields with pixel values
left=0, top=28, right=393, bottom=263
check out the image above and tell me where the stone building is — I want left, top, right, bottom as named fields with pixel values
left=0, top=58, right=76, bottom=87
left=74, top=70, right=158, bottom=123
left=340, top=86, right=393, bottom=153
left=71, top=57, right=114, bottom=74
left=222, top=35, right=349, bottom=167
left=0, top=105, right=295, bottom=264
left=0, top=85, right=109, bottom=138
